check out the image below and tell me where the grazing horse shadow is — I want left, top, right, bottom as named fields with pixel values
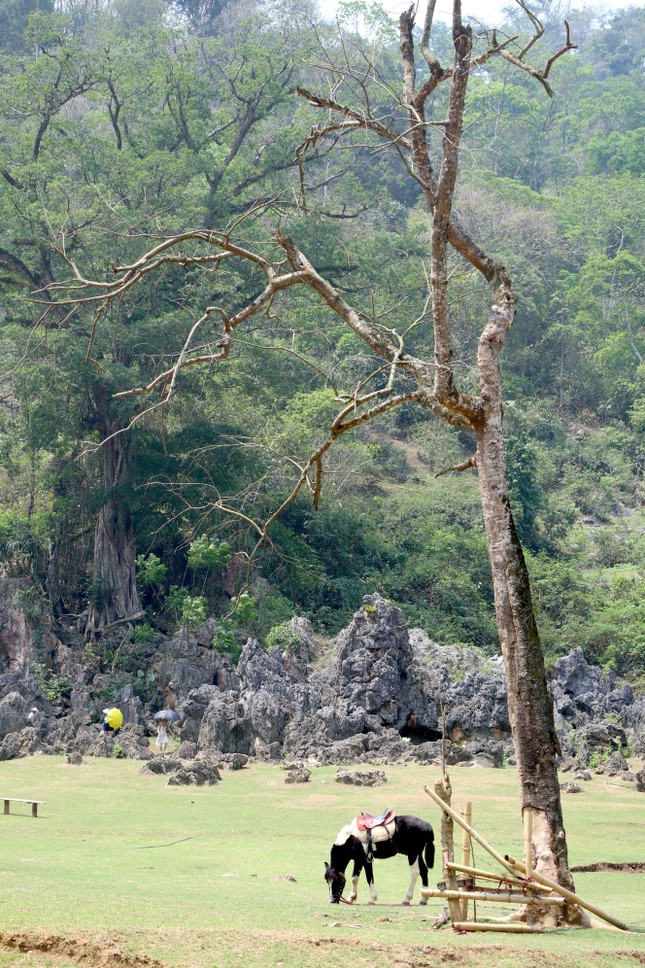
left=324, top=810, right=435, bottom=905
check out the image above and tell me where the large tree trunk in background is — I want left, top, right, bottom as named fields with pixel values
left=86, top=426, right=142, bottom=638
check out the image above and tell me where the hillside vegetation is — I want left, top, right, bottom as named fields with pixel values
left=0, top=0, right=643, bottom=685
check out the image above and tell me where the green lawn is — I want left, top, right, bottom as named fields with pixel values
left=0, top=755, right=643, bottom=967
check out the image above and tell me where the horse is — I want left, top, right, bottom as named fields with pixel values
left=324, top=809, right=435, bottom=905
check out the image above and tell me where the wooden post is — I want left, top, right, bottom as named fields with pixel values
left=425, top=784, right=518, bottom=877
left=460, top=801, right=472, bottom=920
left=434, top=776, right=462, bottom=926
left=523, top=807, right=533, bottom=874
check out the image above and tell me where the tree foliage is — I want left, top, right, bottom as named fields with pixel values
left=0, top=0, right=643, bottom=683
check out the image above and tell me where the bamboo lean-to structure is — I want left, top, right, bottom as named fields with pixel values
left=423, top=780, right=629, bottom=934
left=505, top=855, right=630, bottom=932
left=424, top=778, right=549, bottom=934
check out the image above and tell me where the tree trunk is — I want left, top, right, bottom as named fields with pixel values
left=86, top=426, right=142, bottom=638
left=476, top=307, right=586, bottom=924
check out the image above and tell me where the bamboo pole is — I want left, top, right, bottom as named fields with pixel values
left=459, top=801, right=472, bottom=920
left=434, top=777, right=462, bottom=925
left=421, top=889, right=565, bottom=905
left=506, top=856, right=630, bottom=932
left=445, top=862, right=552, bottom=893
left=523, top=807, right=533, bottom=874
left=425, top=784, right=518, bottom=877
left=452, top=922, right=544, bottom=934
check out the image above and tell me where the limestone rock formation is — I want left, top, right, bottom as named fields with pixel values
left=335, top=768, right=387, bottom=786
left=550, top=648, right=634, bottom=729
left=0, top=589, right=642, bottom=771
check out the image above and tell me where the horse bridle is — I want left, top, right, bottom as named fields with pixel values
left=326, top=867, right=347, bottom=903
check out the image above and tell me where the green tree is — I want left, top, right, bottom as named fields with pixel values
left=0, top=6, right=313, bottom=632
left=0, top=0, right=54, bottom=54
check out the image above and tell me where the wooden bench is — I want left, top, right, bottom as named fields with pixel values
left=2, top=797, right=46, bottom=818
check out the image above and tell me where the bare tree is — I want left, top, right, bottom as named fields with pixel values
left=47, top=0, right=585, bottom=922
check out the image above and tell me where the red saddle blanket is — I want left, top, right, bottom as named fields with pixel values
left=356, top=808, right=396, bottom=831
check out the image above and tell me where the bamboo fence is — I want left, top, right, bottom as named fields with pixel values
left=422, top=778, right=629, bottom=935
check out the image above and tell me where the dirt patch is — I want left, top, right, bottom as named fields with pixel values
left=299, top=937, right=608, bottom=967
left=571, top=862, right=645, bottom=874
left=0, top=931, right=163, bottom=967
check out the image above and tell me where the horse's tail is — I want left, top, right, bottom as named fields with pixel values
left=425, top=828, right=435, bottom=870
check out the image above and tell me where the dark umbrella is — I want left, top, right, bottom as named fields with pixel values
left=154, top=709, right=181, bottom=722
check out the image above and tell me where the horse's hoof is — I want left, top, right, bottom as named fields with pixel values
left=419, top=899, right=428, bottom=906
left=401, top=901, right=410, bottom=907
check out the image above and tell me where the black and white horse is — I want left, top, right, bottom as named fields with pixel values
left=324, top=812, right=435, bottom=905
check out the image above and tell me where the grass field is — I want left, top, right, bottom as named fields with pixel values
left=0, top=754, right=643, bottom=967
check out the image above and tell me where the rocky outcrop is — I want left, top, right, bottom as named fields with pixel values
left=624, top=696, right=645, bottom=755
left=0, top=591, right=642, bottom=773
left=172, top=597, right=518, bottom=767
left=180, top=597, right=642, bottom=769
left=594, top=750, right=630, bottom=776
left=335, top=768, right=387, bottom=786
left=283, top=764, right=311, bottom=784
left=140, top=749, right=222, bottom=786
left=156, top=623, right=239, bottom=702
left=0, top=580, right=42, bottom=674
left=280, top=597, right=439, bottom=759
left=0, top=691, right=29, bottom=740
left=0, top=725, right=44, bottom=760
left=331, top=596, right=426, bottom=731
left=198, top=692, right=256, bottom=753
left=550, top=648, right=634, bottom=729
left=179, top=684, right=221, bottom=742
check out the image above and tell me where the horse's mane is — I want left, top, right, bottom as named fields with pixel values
left=334, top=822, right=356, bottom=846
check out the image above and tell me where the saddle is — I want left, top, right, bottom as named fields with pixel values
left=355, top=809, right=396, bottom=863
left=356, top=808, right=396, bottom=831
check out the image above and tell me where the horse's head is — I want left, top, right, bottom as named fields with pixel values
left=324, top=861, right=346, bottom=903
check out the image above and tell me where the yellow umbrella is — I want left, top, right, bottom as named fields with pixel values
left=106, top=707, right=123, bottom=729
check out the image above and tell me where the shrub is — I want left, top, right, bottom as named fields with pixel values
left=166, top=586, right=208, bottom=631
left=131, top=623, right=156, bottom=644
left=213, top=621, right=242, bottom=662
left=187, top=536, right=232, bottom=572
left=265, top=622, right=302, bottom=653
left=32, top=663, right=72, bottom=703
left=229, top=592, right=255, bottom=624
left=135, top=553, right=167, bottom=588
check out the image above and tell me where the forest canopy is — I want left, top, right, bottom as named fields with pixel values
left=0, top=0, right=643, bottom=685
